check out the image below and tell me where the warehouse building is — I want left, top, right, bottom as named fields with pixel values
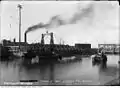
left=75, top=43, right=91, bottom=49
left=98, top=44, right=120, bottom=54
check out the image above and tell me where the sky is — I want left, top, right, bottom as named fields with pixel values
left=0, top=1, right=119, bottom=48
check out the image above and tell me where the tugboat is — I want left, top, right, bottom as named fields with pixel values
left=92, top=51, right=107, bottom=64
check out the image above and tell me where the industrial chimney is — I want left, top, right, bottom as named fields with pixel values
left=24, top=32, right=27, bottom=43
left=41, top=34, right=44, bottom=45
left=13, top=38, right=16, bottom=43
left=50, top=32, right=54, bottom=45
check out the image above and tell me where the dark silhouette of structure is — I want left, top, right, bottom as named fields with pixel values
left=98, top=44, right=120, bottom=54
left=75, top=43, right=91, bottom=49
left=41, top=34, right=44, bottom=45
left=40, top=32, right=54, bottom=45
left=17, top=4, right=22, bottom=49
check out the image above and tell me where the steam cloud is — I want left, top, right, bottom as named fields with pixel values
left=25, top=3, right=94, bottom=34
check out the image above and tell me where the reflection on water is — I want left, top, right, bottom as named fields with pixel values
left=0, top=55, right=119, bottom=85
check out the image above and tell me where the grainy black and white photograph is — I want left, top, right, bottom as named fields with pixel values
left=0, top=0, right=119, bottom=86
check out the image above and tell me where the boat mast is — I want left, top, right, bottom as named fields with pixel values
left=17, top=4, right=22, bottom=49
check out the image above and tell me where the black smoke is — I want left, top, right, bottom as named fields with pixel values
left=25, top=23, right=46, bottom=33
left=25, top=3, right=94, bottom=33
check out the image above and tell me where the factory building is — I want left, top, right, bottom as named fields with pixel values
left=75, top=43, right=91, bottom=49
left=98, top=44, right=120, bottom=54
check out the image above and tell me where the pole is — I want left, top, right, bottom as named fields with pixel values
left=17, top=4, right=22, bottom=49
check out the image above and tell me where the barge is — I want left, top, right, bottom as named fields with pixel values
left=0, top=44, right=13, bottom=60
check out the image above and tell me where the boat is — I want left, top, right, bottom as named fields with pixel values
left=22, top=49, right=62, bottom=64
left=91, top=53, right=107, bottom=63
left=7, top=46, right=25, bottom=57
left=23, top=50, right=36, bottom=59
left=92, top=54, right=101, bottom=62
left=118, top=61, right=120, bottom=64
left=0, top=45, right=13, bottom=60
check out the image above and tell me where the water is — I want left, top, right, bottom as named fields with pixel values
left=0, top=55, right=119, bottom=85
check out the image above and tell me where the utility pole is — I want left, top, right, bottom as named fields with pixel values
left=17, top=4, right=22, bottom=49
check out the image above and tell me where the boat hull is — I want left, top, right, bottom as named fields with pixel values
left=92, top=54, right=107, bottom=64
left=22, top=52, right=62, bottom=65
left=0, top=46, right=13, bottom=61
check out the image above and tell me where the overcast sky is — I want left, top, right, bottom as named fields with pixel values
left=0, top=1, right=119, bottom=48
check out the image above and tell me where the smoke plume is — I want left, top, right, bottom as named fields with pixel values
left=25, top=23, right=46, bottom=33
left=46, top=3, right=94, bottom=28
left=45, top=15, right=67, bottom=29
left=25, top=3, right=94, bottom=33
left=70, top=3, right=93, bottom=24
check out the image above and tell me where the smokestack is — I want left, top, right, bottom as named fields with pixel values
left=41, top=34, right=44, bottom=45
left=24, top=32, right=27, bottom=43
left=25, top=3, right=94, bottom=33
left=50, top=32, right=54, bottom=45
left=13, top=38, right=16, bottom=43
